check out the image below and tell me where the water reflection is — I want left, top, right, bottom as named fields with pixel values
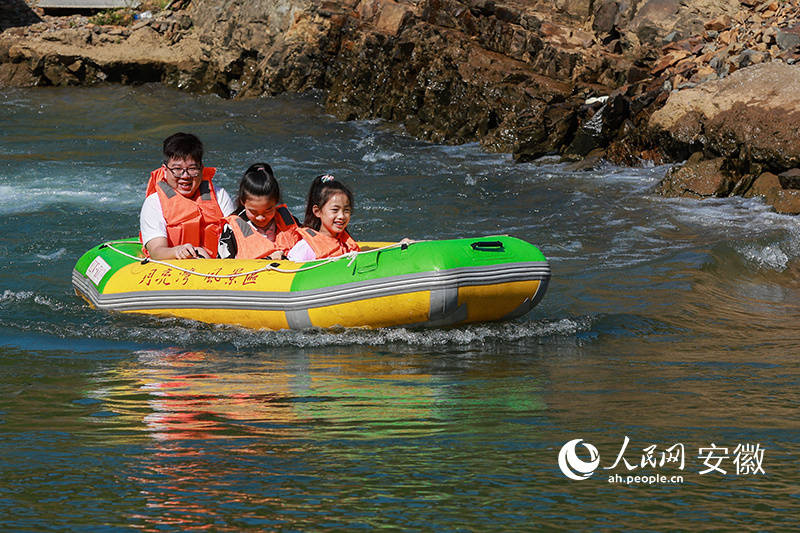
left=117, top=348, right=450, bottom=442
left=133, top=350, right=297, bottom=441
left=89, top=348, right=553, bottom=529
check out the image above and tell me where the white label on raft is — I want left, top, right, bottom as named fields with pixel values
left=86, top=257, right=111, bottom=286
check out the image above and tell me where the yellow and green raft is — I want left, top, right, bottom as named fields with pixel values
left=72, top=236, right=550, bottom=330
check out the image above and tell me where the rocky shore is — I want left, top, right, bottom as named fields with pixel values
left=3, top=0, right=800, bottom=213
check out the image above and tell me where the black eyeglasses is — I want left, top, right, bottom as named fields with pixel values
left=164, top=163, right=202, bottom=178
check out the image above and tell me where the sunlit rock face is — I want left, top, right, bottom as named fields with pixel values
left=9, top=0, right=800, bottom=214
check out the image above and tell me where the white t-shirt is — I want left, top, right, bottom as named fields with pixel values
left=286, top=239, right=317, bottom=262
left=139, top=187, right=235, bottom=247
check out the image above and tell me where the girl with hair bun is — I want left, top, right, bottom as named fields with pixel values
left=287, top=174, right=360, bottom=262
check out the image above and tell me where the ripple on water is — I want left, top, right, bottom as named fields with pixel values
left=2, top=86, right=800, bottom=531
left=1, top=291, right=592, bottom=350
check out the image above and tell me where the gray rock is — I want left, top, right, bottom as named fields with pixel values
left=776, top=24, right=800, bottom=52
left=778, top=168, right=800, bottom=189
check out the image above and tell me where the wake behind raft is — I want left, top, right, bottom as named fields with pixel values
left=72, top=236, right=550, bottom=330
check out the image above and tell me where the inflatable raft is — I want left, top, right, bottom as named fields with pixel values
left=72, top=236, right=550, bottom=330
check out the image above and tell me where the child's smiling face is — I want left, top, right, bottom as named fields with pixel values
left=313, top=192, right=351, bottom=237
left=163, top=156, right=202, bottom=198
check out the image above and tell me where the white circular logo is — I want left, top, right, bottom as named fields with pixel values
left=558, top=438, right=600, bottom=480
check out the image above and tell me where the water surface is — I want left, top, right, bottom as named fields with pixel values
left=1, top=85, right=798, bottom=530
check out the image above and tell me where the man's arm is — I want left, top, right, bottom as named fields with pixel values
left=145, top=237, right=210, bottom=259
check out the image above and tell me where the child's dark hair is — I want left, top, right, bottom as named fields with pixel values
left=237, top=163, right=281, bottom=210
left=163, top=132, right=203, bottom=165
left=303, top=174, right=354, bottom=230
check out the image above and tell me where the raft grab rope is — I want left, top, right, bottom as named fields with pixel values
left=101, top=240, right=417, bottom=280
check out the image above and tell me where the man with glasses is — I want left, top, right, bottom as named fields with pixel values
left=139, top=132, right=236, bottom=259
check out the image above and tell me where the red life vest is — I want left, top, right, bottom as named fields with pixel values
left=225, top=205, right=300, bottom=259
left=295, top=227, right=360, bottom=259
left=144, top=167, right=225, bottom=258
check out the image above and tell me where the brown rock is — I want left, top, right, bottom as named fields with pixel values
left=733, top=10, right=750, bottom=24
left=747, top=171, right=800, bottom=214
left=738, top=49, right=767, bottom=67
left=762, top=26, right=777, bottom=44
left=593, top=0, right=619, bottom=35
left=697, top=49, right=716, bottom=63
left=564, top=148, right=607, bottom=171
left=651, top=49, right=690, bottom=74
left=757, top=2, right=779, bottom=13
left=649, top=62, right=800, bottom=170
left=629, top=0, right=682, bottom=46
left=778, top=168, right=800, bottom=189
left=671, top=73, right=687, bottom=87
left=375, top=1, right=412, bottom=36
left=131, top=20, right=151, bottom=32
left=0, top=61, right=37, bottom=85
left=705, top=14, right=732, bottom=31
left=689, top=65, right=716, bottom=83
left=718, top=29, right=733, bottom=45
left=673, top=57, right=695, bottom=75
left=655, top=153, right=733, bottom=198
left=747, top=171, right=780, bottom=198
left=662, top=38, right=691, bottom=52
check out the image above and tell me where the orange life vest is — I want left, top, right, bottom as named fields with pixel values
left=225, top=205, right=300, bottom=259
left=295, top=227, right=360, bottom=259
left=144, top=167, right=225, bottom=258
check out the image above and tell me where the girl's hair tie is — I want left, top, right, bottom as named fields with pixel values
left=321, top=174, right=335, bottom=183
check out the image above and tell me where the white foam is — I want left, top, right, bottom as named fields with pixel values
left=35, top=248, right=67, bottom=260
left=738, top=244, right=790, bottom=271
left=34, top=315, right=590, bottom=350
left=361, top=150, right=403, bottom=163
left=0, top=289, right=65, bottom=311
left=0, top=311, right=589, bottom=353
left=0, top=179, right=141, bottom=215
left=662, top=195, right=775, bottom=229
left=213, top=317, right=592, bottom=349
left=355, top=132, right=377, bottom=150
left=658, top=195, right=800, bottom=269
left=0, top=289, right=34, bottom=303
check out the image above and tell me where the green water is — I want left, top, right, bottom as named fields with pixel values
left=1, top=85, right=798, bottom=530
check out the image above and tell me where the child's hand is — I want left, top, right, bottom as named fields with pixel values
left=400, top=238, right=413, bottom=245
left=268, top=251, right=283, bottom=260
left=175, top=244, right=209, bottom=259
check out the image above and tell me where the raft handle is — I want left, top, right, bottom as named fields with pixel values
left=471, top=241, right=504, bottom=252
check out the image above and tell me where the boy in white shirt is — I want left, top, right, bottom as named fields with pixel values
left=139, top=132, right=235, bottom=259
